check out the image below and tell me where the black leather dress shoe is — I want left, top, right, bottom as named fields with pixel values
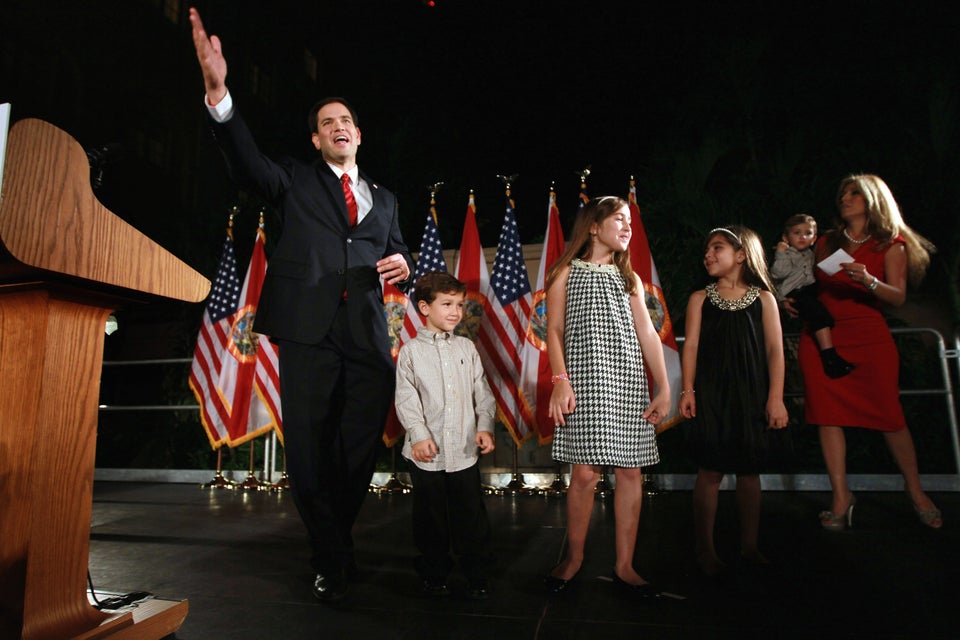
left=466, top=579, right=491, bottom=600
left=421, top=579, right=450, bottom=598
left=312, top=571, right=349, bottom=603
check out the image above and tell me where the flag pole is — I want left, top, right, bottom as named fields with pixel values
left=577, top=166, right=591, bottom=208
left=237, top=440, right=264, bottom=491
left=202, top=448, right=235, bottom=489
left=270, top=434, right=291, bottom=491
left=500, top=440, right=532, bottom=495
left=594, top=466, right=613, bottom=499
left=271, top=449, right=291, bottom=492
left=495, top=173, right=533, bottom=496
left=642, top=473, right=660, bottom=496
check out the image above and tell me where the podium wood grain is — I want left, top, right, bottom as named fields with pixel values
left=0, top=118, right=209, bottom=302
left=0, top=119, right=207, bottom=639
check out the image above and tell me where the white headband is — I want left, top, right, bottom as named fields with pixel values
left=708, top=227, right=740, bottom=244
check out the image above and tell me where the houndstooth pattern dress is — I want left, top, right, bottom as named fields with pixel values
left=552, top=259, right=659, bottom=467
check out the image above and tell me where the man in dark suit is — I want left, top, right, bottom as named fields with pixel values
left=190, top=8, right=413, bottom=603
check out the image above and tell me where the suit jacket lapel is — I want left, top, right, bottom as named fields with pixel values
left=357, top=169, right=381, bottom=228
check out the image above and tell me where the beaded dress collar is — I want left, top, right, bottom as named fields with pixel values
left=705, top=282, right=761, bottom=311
left=571, top=258, right=618, bottom=274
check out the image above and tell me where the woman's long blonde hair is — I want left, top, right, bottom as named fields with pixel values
left=545, top=196, right=637, bottom=295
left=824, top=173, right=934, bottom=287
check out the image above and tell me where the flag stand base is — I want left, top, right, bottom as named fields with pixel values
left=642, top=473, right=660, bottom=497
left=537, top=471, right=568, bottom=496
left=237, top=442, right=268, bottom=490
left=498, top=442, right=532, bottom=494
left=371, top=448, right=412, bottom=494
left=270, top=472, right=291, bottom=492
left=202, top=471, right=235, bottom=490
left=482, top=483, right=503, bottom=496
left=201, top=451, right=235, bottom=489
left=237, top=472, right=265, bottom=491
left=500, top=473, right=533, bottom=495
left=595, top=467, right=614, bottom=499
left=372, top=473, right=412, bottom=495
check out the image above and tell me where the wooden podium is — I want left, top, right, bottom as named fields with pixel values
left=0, top=117, right=210, bottom=639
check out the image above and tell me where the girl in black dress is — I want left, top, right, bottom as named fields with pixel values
left=679, top=225, right=789, bottom=577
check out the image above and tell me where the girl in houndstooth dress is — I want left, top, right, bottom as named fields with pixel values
left=679, top=225, right=789, bottom=577
left=543, top=197, right=672, bottom=597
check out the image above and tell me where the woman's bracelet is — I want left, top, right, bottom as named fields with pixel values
left=867, top=276, right=880, bottom=292
left=551, top=373, right=570, bottom=385
left=680, top=389, right=695, bottom=396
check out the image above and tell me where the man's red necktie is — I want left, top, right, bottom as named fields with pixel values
left=341, top=173, right=358, bottom=228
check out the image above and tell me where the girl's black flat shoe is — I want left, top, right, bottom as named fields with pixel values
left=611, top=572, right=661, bottom=600
left=543, top=565, right=577, bottom=594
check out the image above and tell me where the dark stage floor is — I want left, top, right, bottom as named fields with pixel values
left=88, top=481, right=957, bottom=639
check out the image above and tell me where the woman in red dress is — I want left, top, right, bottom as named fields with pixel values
left=796, top=174, right=941, bottom=530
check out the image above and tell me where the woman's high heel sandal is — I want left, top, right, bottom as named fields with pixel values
left=912, top=503, right=943, bottom=530
left=819, top=493, right=856, bottom=531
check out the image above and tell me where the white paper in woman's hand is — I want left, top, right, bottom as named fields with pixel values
left=817, top=249, right=854, bottom=275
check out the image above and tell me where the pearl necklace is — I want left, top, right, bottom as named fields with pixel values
left=842, top=228, right=870, bottom=245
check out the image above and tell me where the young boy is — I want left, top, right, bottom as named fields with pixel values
left=771, top=213, right=854, bottom=378
left=394, top=271, right=496, bottom=599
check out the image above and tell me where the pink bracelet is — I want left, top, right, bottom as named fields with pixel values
left=551, top=373, right=570, bottom=385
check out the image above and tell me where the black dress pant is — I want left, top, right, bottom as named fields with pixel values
left=278, top=303, right=394, bottom=575
left=408, top=462, right=493, bottom=583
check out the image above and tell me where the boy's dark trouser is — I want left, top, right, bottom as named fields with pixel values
left=790, top=284, right=835, bottom=333
left=409, top=462, right=493, bottom=583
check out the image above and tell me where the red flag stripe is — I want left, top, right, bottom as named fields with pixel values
left=255, top=335, right=283, bottom=444
left=519, top=188, right=565, bottom=443
left=627, top=178, right=683, bottom=431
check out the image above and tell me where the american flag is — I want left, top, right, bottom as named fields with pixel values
left=628, top=177, right=683, bottom=432
left=519, top=186, right=566, bottom=443
left=189, top=230, right=241, bottom=449
left=190, top=220, right=283, bottom=449
left=381, top=196, right=449, bottom=447
left=456, top=191, right=535, bottom=446
left=400, top=197, right=448, bottom=344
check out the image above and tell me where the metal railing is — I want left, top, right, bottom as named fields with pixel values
left=96, top=327, right=960, bottom=490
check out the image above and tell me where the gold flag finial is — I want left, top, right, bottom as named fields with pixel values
left=227, top=205, right=239, bottom=239
left=496, top=173, right=519, bottom=190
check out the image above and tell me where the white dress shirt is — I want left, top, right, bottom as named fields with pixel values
left=395, top=327, right=496, bottom=473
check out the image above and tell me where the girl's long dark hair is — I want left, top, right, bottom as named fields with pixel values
left=705, top=225, right=776, bottom=293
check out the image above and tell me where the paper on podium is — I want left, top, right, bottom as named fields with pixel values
left=817, top=248, right=854, bottom=276
left=0, top=103, right=10, bottom=199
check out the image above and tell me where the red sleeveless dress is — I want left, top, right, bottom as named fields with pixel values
left=798, top=234, right=907, bottom=431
